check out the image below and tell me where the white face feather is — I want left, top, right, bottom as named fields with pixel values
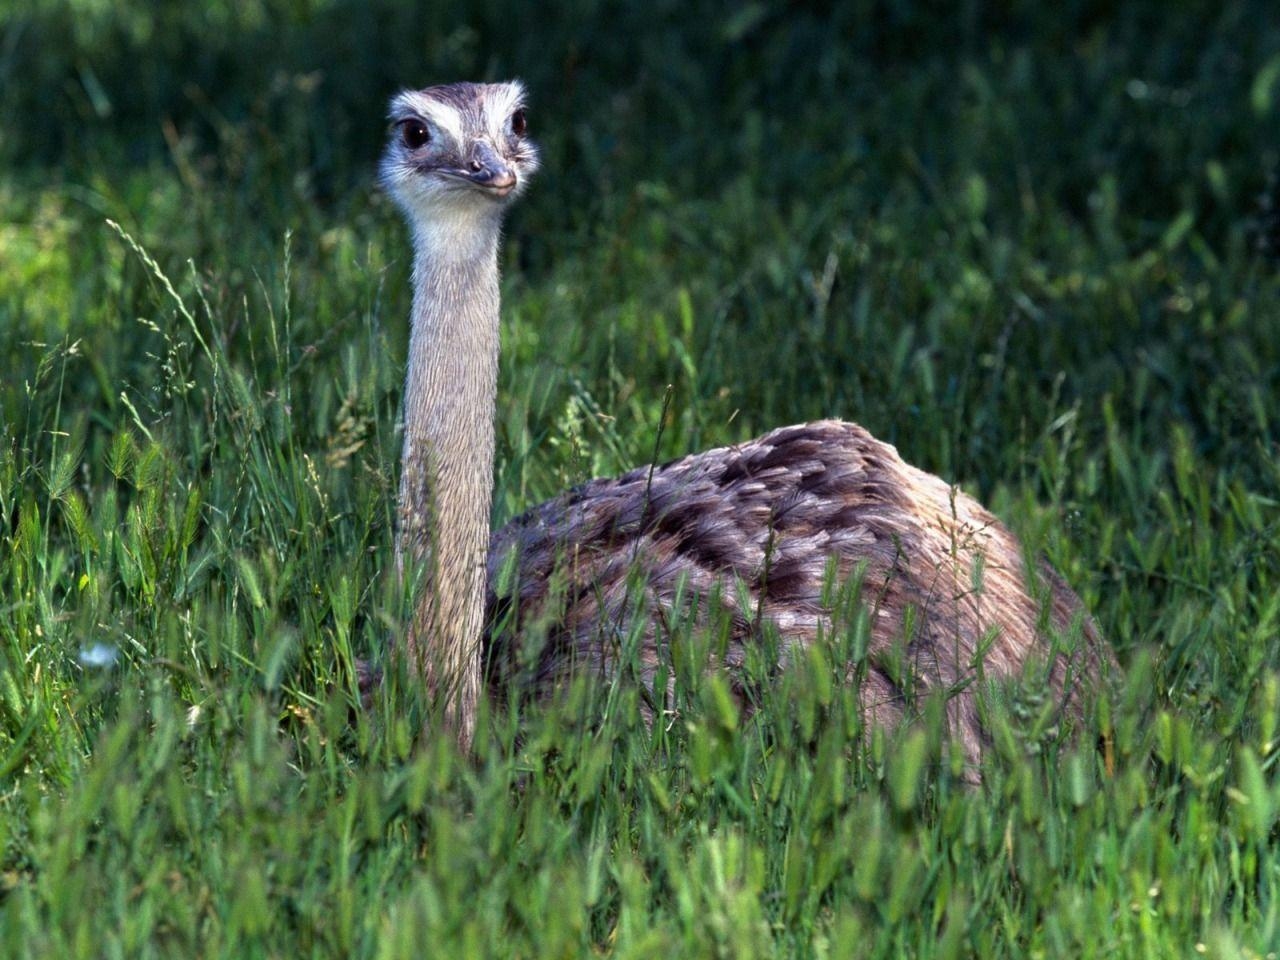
left=379, top=80, right=539, bottom=240
left=392, top=91, right=466, bottom=147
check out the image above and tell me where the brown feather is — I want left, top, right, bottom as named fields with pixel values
left=484, top=419, right=1114, bottom=775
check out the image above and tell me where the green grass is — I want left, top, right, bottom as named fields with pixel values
left=3, top=1, right=1280, bottom=956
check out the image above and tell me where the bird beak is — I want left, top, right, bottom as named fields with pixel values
left=461, top=141, right=516, bottom=195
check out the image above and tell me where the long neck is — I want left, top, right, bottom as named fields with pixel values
left=398, top=213, right=503, bottom=751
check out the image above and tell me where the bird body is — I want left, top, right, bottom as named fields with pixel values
left=485, top=419, right=1104, bottom=765
left=380, top=80, right=1113, bottom=770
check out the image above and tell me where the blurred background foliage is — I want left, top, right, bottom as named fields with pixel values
left=3, top=0, right=1278, bottom=467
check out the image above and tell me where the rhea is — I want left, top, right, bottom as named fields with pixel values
left=380, top=80, right=1113, bottom=773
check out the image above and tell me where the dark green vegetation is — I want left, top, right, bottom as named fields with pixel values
left=3, top=1, right=1280, bottom=955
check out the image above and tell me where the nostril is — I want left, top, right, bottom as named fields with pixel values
left=469, top=159, right=483, bottom=172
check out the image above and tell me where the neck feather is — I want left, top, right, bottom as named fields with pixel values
left=398, top=212, right=504, bottom=750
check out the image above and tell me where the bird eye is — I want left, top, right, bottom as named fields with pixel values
left=511, top=108, right=527, bottom=137
left=400, top=119, right=430, bottom=150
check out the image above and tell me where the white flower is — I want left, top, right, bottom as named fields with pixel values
left=78, top=643, right=119, bottom=668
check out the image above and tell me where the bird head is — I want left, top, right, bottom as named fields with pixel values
left=380, top=80, right=539, bottom=228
